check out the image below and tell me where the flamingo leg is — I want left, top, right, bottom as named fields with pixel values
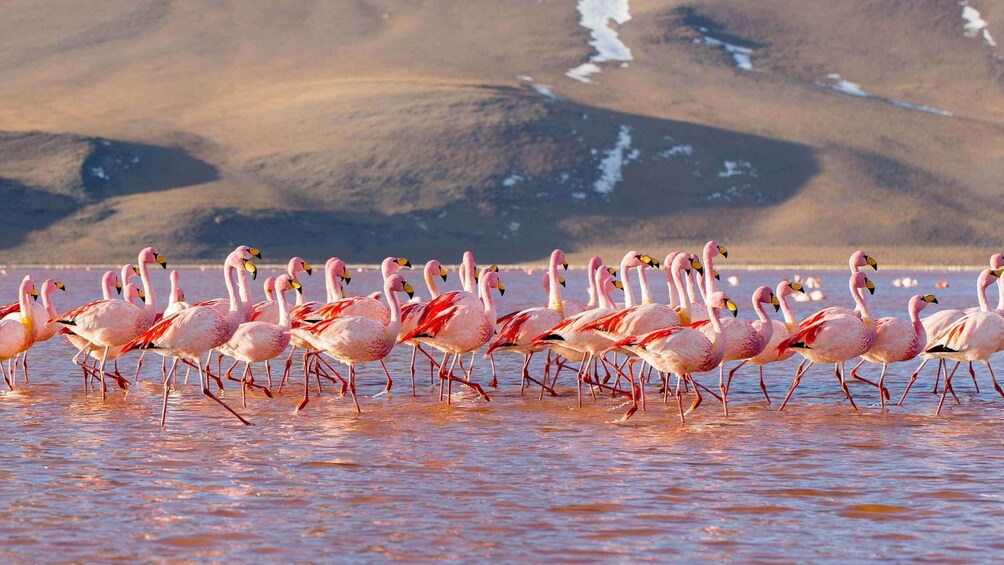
left=725, top=360, right=747, bottom=396
left=898, top=358, right=928, bottom=406
left=295, top=355, right=311, bottom=413
left=836, top=363, right=858, bottom=410
left=683, top=374, right=703, bottom=416
left=160, top=357, right=180, bottom=426
left=877, top=364, right=888, bottom=410
left=779, top=361, right=813, bottom=411
left=133, top=351, right=145, bottom=384
left=983, top=361, right=1004, bottom=398
left=719, top=364, right=729, bottom=416
left=96, top=346, right=111, bottom=401
left=348, top=365, right=361, bottom=414
left=967, top=361, right=980, bottom=393
left=936, top=361, right=962, bottom=415
left=409, top=345, right=418, bottom=397
left=265, top=360, right=273, bottom=388
left=848, top=360, right=890, bottom=402
left=519, top=354, right=530, bottom=396
left=198, top=354, right=253, bottom=425
left=488, top=353, right=498, bottom=389
left=758, top=365, right=771, bottom=404
left=467, top=351, right=477, bottom=383
left=20, top=352, right=29, bottom=385
left=675, top=373, right=686, bottom=423
left=445, top=355, right=458, bottom=405
left=375, top=360, right=393, bottom=396
left=241, top=362, right=250, bottom=408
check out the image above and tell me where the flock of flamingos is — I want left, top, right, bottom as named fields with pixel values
left=1, top=242, right=1002, bottom=426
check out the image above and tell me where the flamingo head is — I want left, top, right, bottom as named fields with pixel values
left=705, top=240, right=728, bottom=260
left=139, top=247, right=168, bottom=269
left=103, top=271, right=122, bottom=295
left=288, top=257, right=312, bottom=278
left=990, top=253, right=1004, bottom=269
left=385, top=274, right=415, bottom=299
left=39, top=279, right=66, bottom=298
left=478, top=269, right=504, bottom=296
left=753, top=286, right=779, bottom=312
left=326, top=258, right=351, bottom=285
left=121, top=264, right=140, bottom=283
left=263, top=276, right=276, bottom=298
left=688, top=255, right=704, bottom=276
left=169, top=270, right=179, bottom=285
left=178, top=290, right=185, bottom=302
left=275, top=274, right=303, bottom=295
left=473, top=264, right=499, bottom=282
left=777, top=279, right=804, bottom=299
left=123, top=283, right=142, bottom=303
left=849, top=250, right=878, bottom=271
left=426, top=260, right=448, bottom=282
left=587, top=256, right=603, bottom=275
left=234, top=246, right=262, bottom=261
left=708, top=291, right=738, bottom=317
left=551, top=249, right=569, bottom=271
left=663, top=252, right=679, bottom=273
left=20, top=276, right=38, bottom=302
left=850, top=272, right=876, bottom=295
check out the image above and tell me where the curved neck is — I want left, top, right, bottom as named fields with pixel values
left=325, top=266, right=336, bottom=303
left=101, top=274, right=115, bottom=301
left=702, top=246, right=716, bottom=298
left=706, top=303, right=722, bottom=334
left=636, top=266, right=653, bottom=306
left=909, top=299, right=924, bottom=342
left=479, top=280, right=497, bottom=326
left=779, top=293, right=796, bottom=327
left=137, top=260, right=156, bottom=310
left=547, top=255, right=563, bottom=313
left=978, top=276, right=991, bottom=312
left=462, top=255, right=476, bottom=293
left=597, top=280, right=615, bottom=309
left=620, top=255, right=636, bottom=308
left=671, top=262, right=691, bottom=315
left=586, top=262, right=598, bottom=308
left=695, top=270, right=709, bottom=303
left=851, top=281, right=872, bottom=321
left=224, top=263, right=239, bottom=312
left=18, top=281, right=32, bottom=325
left=277, top=289, right=291, bottom=329
left=424, top=266, right=441, bottom=300
left=664, top=266, right=678, bottom=308
left=42, top=286, right=56, bottom=316
left=236, top=265, right=251, bottom=309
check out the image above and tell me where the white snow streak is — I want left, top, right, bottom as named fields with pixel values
left=592, top=125, right=639, bottom=196
left=961, top=1, right=996, bottom=47
left=566, top=0, right=633, bottom=83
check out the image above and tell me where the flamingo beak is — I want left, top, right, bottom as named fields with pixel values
left=439, top=266, right=448, bottom=281
left=397, top=257, right=413, bottom=268
left=924, top=294, right=938, bottom=304
left=155, top=253, right=168, bottom=269
left=725, top=299, right=738, bottom=317
left=788, top=282, right=804, bottom=293
left=771, top=294, right=780, bottom=312
left=133, top=266, right=141, bottom=276
left=245, top=260, right=258, bottom=281
left=558, top=276, right=566, bottom=288
left=291, top=280, right=303, bottom=294
left=606, top=267, right=617, bottom=276
left=30, top=288, right=39, bottom=301
left=249, top=247, right=263, bottom=260
left=403, top=281, right=415, bottom=299
left=497, top=281, right=506, bottom=296
left=302, top=262, right=313, bottom=276
left=562, top=259, right=569, bottom=271
left=490, top=265, right=499, bottom=272
left=714, top=271, right=721, bottom=281
left=56, top=282, right=66, bottom=291
left=138, top=289, right=146, bottom=300
left=613, top=280, right=624, bottom=291
left=718, top=245, right=729, bottom=258
left=865, top=277, right=876, bottom=295
left=690, top=258, right=704, bottom=276
left=866, top=255, right=878, bottom=270
left=340, top=271, right=352, bottom=285
left=115, top=280, right=123, bottom=295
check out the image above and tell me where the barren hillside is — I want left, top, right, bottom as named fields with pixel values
left=1, top=0, right=1001, bottom=265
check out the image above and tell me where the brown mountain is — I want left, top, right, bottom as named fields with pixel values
left=1, top=0, right=1002, bottom=265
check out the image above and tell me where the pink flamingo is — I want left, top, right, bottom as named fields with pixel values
left=850, top=293, right=939, bottom=409
left=398, top=259, right=449, bottom=395
left=219, top=274, right=302, bottom=408
left=400, top=268, right=504, bottom=404
left=532, top=265, right=627, bottom=405
left=695, top=285, right=778, bottom=415
left=1, top=278, right=66, bottom=384
left=777, top=272, right=877, bottom=411
left=163, top=270, right=189, bottom=318
left=612, top=291, right=739, bottom=423
left=296, top=274, right=414, bottom=413
left=249, top=257, right=312, bottom=323
left=485, top=249, right=568, bottom=395
left=731, top=280, right=805, bottom=403
left=307, top=257, right=411, bottom=325
left=68, top=283, right=145, bottom=393
left=56, top=247, right=167, bottom=398
left=0, top=277, right=38, bottom=389
left=123, top=248, right=259, bottom=426
left=560, top=256, right=614, bottom=316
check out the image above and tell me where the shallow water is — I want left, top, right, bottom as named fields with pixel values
left=2, top=265, right=1003, bottom=562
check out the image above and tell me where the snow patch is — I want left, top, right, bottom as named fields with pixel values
left=654, top=145, right=694, bottom=159
left=887, top=99, right=953, bottom=117
left=566, top=0, right=633, bottom=83
left=822, top=73, right=871, bottom=98
left=531, top=84, right=559, bottom=100
left=571, top=191, right=588, bottom=200
left=507, top=221, right=521, bottom=232
left=718, top=160, right=757, bottom=178
left=90, top=166, right=110, bottom=180
left=961, top=1, right=997, bottom=47
left=502, top=174, right=524, bottom=188
left=702, top=33, right=754, bottom=71
left=592, top=125, right=639, bottom=196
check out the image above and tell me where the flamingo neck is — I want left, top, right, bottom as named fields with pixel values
left=18, top=280, right=33, bottom=331
left=851, top=281, right=872, bottom=322
left=586, top=261, right=598, bottom=309
left=996, top=276, right=1004, bottom=312
left=479, top=279, right=497, bottom=327
left=224, top=262, right=239, bottom=312
left=462, top=254, right=476, bottom=293
left=41, top=286, right=56, bottom=317
left=168, top=275, right=179, bottom=307
left=702, top=246, right=717, bottom=298
left=636, top=266, right=653, bottom=306
left=779, top=293, right=796, bottom=329
left=685, top=269, right=698, bottom=304
left=908, top=298, right=924, bottom=343
left=620, top=255, right=636, bottom=308
left=547, top=254, right=563, bottom=314
left=664, top=265, right=678, bottom=308
left=325, top=266, right=336, bottom=303
left=978, top=275, right=991, bottom=312
left=424, top=266, right=441, bottom=300
left=101, top=272, right=116, bottom=300
left=138, top=259, right=156, bottom=311
left=598, top=282, right=615, bottom=309
left=235, top=265, right=251, bottom=311
left=277, top=288, right=290, bottom=329
left=707, top=304, right=723, bottom=334
left=671, top=261, right=690, bottom=318
left=384, top=283, right=403, bottom=348
left=752, top=296, right=773, bottom=343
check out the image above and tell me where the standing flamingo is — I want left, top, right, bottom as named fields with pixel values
left=612, top=291, right=739, bottom=423
left=249, top=257, right=312, bottom=322
left=307, top=257, right=411, bottom=325
left=163, top=270, right=189, bottom=318
left=123, top=248, right=260, bottom=426
left=561, top=256, right=614, bottom=315
left=0, top=277, right=38, bottom=389
left=730, top=280, right=805, bottom=403
left=850, top=294, right=939, bottom=408
left=398, top=259, right=449, bottom=395
left=296, top=274, right=414, bottom=413
left=220, top=274, right=302, bottom=408
left=400, top=268, right=504, bottom=403
left=1, top=278, right=66, bottom=384
left=485, top=249, right=568, bottom=395
left=56, top=247, right=167, bottom=398
left=777, top=272, right=877, bottom=410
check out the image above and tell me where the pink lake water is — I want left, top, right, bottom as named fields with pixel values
left=1, top=265, right=1003, bottom=562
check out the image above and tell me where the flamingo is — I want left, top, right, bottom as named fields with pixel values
left=0, top=276, right=38, bottom=389
left=163, top=270, right=189, bottom=318
left=561, top=256, right=615, bottom=315
left=68, top=283, right=146, bottom=392
left=694, top=285, right=779, bottom=415
left=776, top=272, right=877, bottom=411
left=923, top=268, right=1004, bottom=414
left=611, top=291, right=739, bottom=423
left=61, top=271, right=119, bottom=386
left=123, top=247, right=260, bottom=426
left=56, top=247, right=167, bottom=398
left=0, top=278, right=66, bottom=384
left=400, top=268, right=505, bottom=404
left=532, top=265, right=626, bottom=405
left=296, top=274, right=414, bottom=413
left=730, top=280, right=805, bottom=403
left=249, top=257, right=313, bottom=323
left=306, top=257, right=411, bottom=325
left=485, top=249, right=569, bottom=395
left=398, top=259, right=449, bottom=395
left=850, top=293, right=939, bottom=409
left=219, top=274, right=302, bottom=408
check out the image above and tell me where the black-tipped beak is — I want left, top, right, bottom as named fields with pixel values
left=250, top=247, right=262, bottom=260
left=606, top=267, right=617, bottom=276
left=497, top=282, right=506, bottom=296
left=56, top=282, right=66, bottom=291
left=303, top=263, right=313, bottom=276
left=341, top=273, right=351, bottom=285
left=562, top=260, right=569, bottom=271
left=714, top=272, right=721, bottom=281
left=774, top=303, right=781, bottom=313
left=30, top=291, right=39, bottom=301
left=156, top=254, right=168, bottom=269
left=866, top=255, right=878, bottom=271
left=115, top=282, right=123, bottom=295
left=559, top=278, right=566, bottom=287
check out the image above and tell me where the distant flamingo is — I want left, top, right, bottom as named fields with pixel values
left=296, top=274, right=414, bottom=413
left=486, top=249, right=568, bottom=395
left=163, top=270, right=189, bottom=318
left=612, top=291, right=739, bottom=423
left=56, top=247, right=167, bottom=398
left=0, top=277, right=38, bottom=389
left=777, top=272, right=877, bottom=410
left=401, top=268, right=504, bottom=404
left=850, top=294, right=939, bottom=409
left=123, top=247, right=259, bottom=426
left=561, top=256, right=615, bottom=315
left=219, top=274, right=302, bottom=408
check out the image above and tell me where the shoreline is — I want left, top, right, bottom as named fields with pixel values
left=0, top=263, right=988, bottom=272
